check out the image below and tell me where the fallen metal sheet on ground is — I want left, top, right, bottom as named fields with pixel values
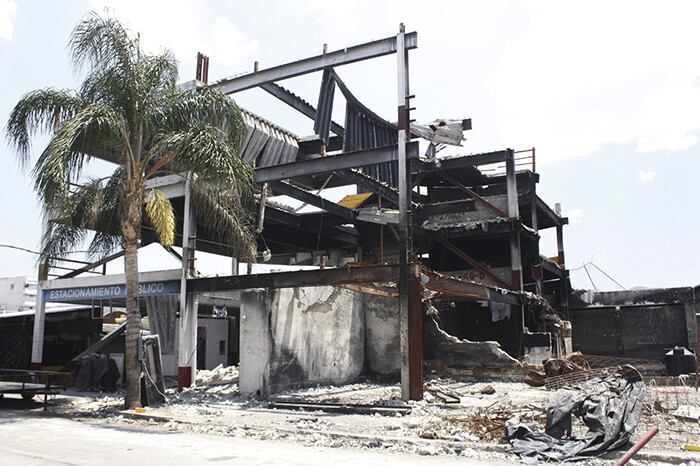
left=506, top=365, right=646, bottom=462
left=267, top=399, right=411, bottom=416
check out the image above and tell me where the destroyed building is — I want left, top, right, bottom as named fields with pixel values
left=25, top=26, right=691, bottom=403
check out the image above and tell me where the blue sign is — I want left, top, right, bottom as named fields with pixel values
left=44, top=280, right=180, bottom=302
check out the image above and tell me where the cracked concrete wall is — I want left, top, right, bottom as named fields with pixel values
left=424, top=314, right=520, bottom=367
left=365, top=295, right=401, bottom=375
left=268, top=286, right=365, bottom=393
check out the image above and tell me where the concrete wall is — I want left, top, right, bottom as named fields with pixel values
left=569, top=287, right=698, bottom=361
left=365, top=295, right=401, bottom=375
left=268, top=286, right=365, bottom=393
left=239, top=287, right=404, bottom=396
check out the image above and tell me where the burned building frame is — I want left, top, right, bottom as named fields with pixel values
left=27, top=26, right=573, bottom=401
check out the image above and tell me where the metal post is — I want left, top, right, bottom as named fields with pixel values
left=397, top=24, right=420, bottom=401
left=530, top=178, right=543, bottom=296
left=178, top=176, right=197, bottom=391
left=506, top=149, right=522, bottom=291
left=30, top=279, right=46, bottom=370
left=30, top=237, right=50, bottom=370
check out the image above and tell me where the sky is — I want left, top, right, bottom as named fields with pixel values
left=0, top=0, right=698, bottom=290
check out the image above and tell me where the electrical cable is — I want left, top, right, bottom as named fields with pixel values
left=589, top=262, right=626, bottom=290
left=582, top=262, right=599, bottom=292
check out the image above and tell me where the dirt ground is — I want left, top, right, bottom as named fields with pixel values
left=35, top=371, right=700, bottom=465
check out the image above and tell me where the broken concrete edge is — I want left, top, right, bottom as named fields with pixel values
left=113, top=409, right=181, bottom=423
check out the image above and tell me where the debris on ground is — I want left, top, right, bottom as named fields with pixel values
left=480, top=385, right=496, bottom=395
left=39, top=371, right=700, bottom=465
left=196, top=364, right=239, bottom=386
left=506, top=365, right=647, bottom=462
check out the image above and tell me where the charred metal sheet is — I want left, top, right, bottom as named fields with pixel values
left=213, top=32, right=417, bottom=94
left=260, top=82, right=344, bottom=136
left=314, top=69, right=336, bottom=145
left=187, top=264, right=399, bottom=293
left=326, top=69, right=400, bottom=187
left=254, top=143, right=419, bottom=184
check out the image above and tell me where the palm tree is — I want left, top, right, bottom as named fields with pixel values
left=6, top=12, right=256, bottom=407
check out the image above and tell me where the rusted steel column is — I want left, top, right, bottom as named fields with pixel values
left=407, top=264, right=423, bottom=400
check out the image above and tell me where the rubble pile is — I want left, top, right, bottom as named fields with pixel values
left=46, top=374, right=700, bottom=464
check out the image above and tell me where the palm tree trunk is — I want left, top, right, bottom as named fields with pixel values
left=123, top=190, right=142, bottom=408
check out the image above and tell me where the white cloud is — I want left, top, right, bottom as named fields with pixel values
left=637, top=170, right=655, bottom=183
left=209, top=17, right=258, bottom=67
left=566, top=209, right=583, bottom=224
left=0, top=0, right=17, bottom=41
left=88, top=0, right=257, bottom=76
left=490, top=1, right=700, bottom=162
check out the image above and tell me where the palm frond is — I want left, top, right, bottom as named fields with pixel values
left=190, top=180, right=256, bottom=262
left=157, top=87, right=247, bottom=150
left=151, top=124, right=253, bottom=185
left=144, top=188, right=174, bottom=247
left=32, top=103, right=128, bottom=204
left=5, top=88, right=81, bottom=165
left=70, top=11, right=135, bottom=80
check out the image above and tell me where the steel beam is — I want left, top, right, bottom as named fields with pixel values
left=421, top=268, right=522, bottom=306
left=268, top=181, right=356, bottom=221
left=434, top=235, right=512, bottom=290
left=439, top=172, right=508, bottom=218
left=188, top=264, right=399, bottom=293
left=254, top=143, right=419, bottom=184
left=260, top=82, right=344, bottom=136
left=336, top=169, right=400, bottom=206
left=214, top=32, right=417, bottom=94
left=418, top=150, right=509, bottom=175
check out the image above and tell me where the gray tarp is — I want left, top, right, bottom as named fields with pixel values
left=506, top=366, right=646, bottom=462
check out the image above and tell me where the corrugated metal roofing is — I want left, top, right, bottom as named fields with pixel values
left=240, top=108, right=299, bottom=168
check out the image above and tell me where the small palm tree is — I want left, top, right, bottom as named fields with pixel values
left=6, top=12, right=256, bottom=407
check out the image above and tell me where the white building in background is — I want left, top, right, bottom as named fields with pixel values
left=0, top=276, right=81, bottom=314
left=0, top=276, right=37, bottom=313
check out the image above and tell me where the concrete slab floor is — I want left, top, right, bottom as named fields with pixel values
left=0, top=410, right=503, bottom=466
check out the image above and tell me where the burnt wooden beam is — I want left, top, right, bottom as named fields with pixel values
left=255, top=142, right=419, bottom=184
left=188, top=264, right=399, bottom=292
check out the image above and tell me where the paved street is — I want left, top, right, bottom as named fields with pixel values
left=0, top=407, right=500, bottom=465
